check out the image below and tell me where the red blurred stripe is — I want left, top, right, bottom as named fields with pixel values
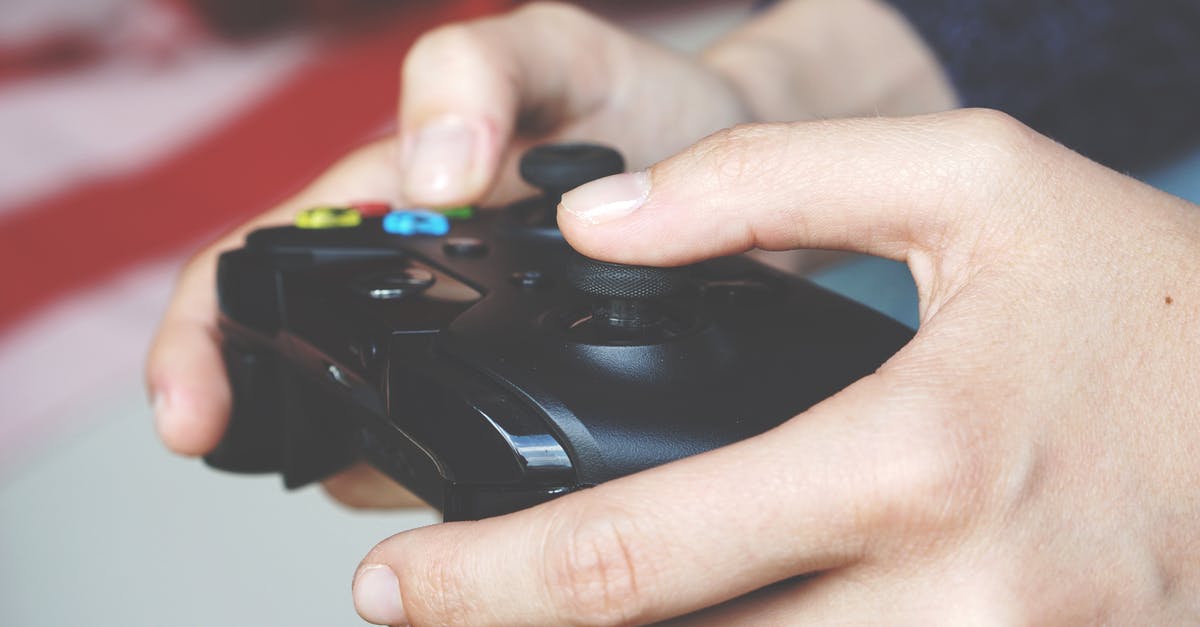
left=0, top=0, right=513, bottom=332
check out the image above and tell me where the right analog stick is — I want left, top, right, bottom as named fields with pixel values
left=566, top=255, right=692, bottom=338
left=567, top=256, right=688, bottom=302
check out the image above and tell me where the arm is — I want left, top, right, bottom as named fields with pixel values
left=703, top=0, right=958, bottom=121
left=726, top=0, right=1200, bottom=170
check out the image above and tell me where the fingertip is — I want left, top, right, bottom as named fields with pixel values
left=150, top=378, right=230, bottom=457
left=398, top=114, right=499, bottom=206
left=559, top=171, right=652, bottom=226
left=556, top=171, right=651, bottom=261
left=557, top=170, right=728, bottom=267
left=353, top=564, right=408, bottom=626
left=147, top=324, right=231, bottom=457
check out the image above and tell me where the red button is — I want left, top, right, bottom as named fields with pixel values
left=350, top=201, right=393, bottom=217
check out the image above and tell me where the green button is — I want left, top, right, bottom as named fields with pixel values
left=296, top=206, right=362, bottom=229
left=437, top=205, right=475, bottom=220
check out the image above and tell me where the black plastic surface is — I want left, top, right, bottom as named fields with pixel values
left=519, top=143, right=625, bottom=193
left=567, top=256, right=690, bottom=299
left=205, top=143, right=915, bottom=520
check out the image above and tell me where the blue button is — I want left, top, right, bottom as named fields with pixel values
left=382, top=210, right=451, bottom=236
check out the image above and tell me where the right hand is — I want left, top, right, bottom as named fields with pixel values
left=144, top=2, right=754, bottom=507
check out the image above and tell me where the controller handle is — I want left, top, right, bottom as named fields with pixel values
left=519, top=144, right=625, bottom=228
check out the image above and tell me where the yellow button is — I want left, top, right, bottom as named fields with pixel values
left=295, top=206, right=362, bottom=229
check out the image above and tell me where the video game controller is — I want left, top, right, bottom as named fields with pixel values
left=206, top=143, right=914, bottom=521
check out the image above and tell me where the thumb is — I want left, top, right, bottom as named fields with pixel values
left=352, top=376, right=940, bottom=627
left=557, top=109, right=1048, bottom=268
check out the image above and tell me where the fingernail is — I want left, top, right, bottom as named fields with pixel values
left=354, top=565, right=407, bottom=626
left=560, top=171, right=651, bottom=225
left=403, top=115, right=480, bottom=203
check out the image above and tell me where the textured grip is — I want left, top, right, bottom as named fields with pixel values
left=567, top=256, right=690, bottom=299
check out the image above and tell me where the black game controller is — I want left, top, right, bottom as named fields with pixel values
left=206, top=143, right=913, bottom=521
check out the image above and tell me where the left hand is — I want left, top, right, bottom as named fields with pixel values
left=351, top=110, right=1200, bottom=625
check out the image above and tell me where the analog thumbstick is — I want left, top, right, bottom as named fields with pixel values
left=567, top=256, right=688, bottom=301
left=520, top=143, right=626, bottom=197
left=567, top=255, right=690, bottom=331
left=507, top=143, right=626, bottom=232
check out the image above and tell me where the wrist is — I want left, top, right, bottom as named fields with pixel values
left=701, top=0, right=958, bottom=122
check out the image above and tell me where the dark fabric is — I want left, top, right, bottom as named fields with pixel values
left=757, top=0, right=1200, bottom=171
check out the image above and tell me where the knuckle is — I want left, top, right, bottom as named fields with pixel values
left=407, top=22, right=477, bottom=63
left=862, top=108, right=1055, bottom=283
left=395, top=538, right=476, bottom=626
left=939, top=108, right=1074, bottom=252
left=689, top=123, right=786, bottom=186
left=404, top=22, right=497, bottom=81
left=408, top=2, right=597, bottom=70
left=542, top=507, right=654, bottom=626
left=179, top=247, right=214, bottom=280
left=949, top=108, right=1034, bottom=149
left=929, top=564, right=1026, bottom=624
left=423, top=554, right=474, bottom=625
left=948, top=550, right=1166, bottom=625
left=877, top=443, right=962, bottom=532
left=861, top=397, right=994, bottom=541
left=402, top=19, right=524, bottom=101
left=513, top=1, right=592, bottom=23
left=942, top=108, right=1047, bottom=187
left=914, top=421, right=992, bottom=526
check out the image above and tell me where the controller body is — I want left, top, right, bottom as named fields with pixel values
left=207, top=147, right=914, bottom=521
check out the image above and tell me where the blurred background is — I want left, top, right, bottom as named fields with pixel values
left=1, top=1, right=1198, bottom=626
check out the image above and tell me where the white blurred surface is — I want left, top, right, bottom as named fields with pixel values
left=0, top=387, right=437, bottom=626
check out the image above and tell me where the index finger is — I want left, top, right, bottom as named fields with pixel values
left=351, top=376, right=954, bottom=626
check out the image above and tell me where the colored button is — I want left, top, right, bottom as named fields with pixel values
left=296, top=206, right=362, bottom=229
left=438, top=205, right=475, bottom=220
left=350, top=201, right=393, bottom=217
left=382, top=210, right=451, bottom=236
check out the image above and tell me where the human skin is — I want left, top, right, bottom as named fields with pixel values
left=348, top=110, right=1200, bottom=625
left=140, top=2, right=1200, bottom=624
left=146, top=0, right=953, bottom=498
left=393, top=0, right=955, bottom=207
